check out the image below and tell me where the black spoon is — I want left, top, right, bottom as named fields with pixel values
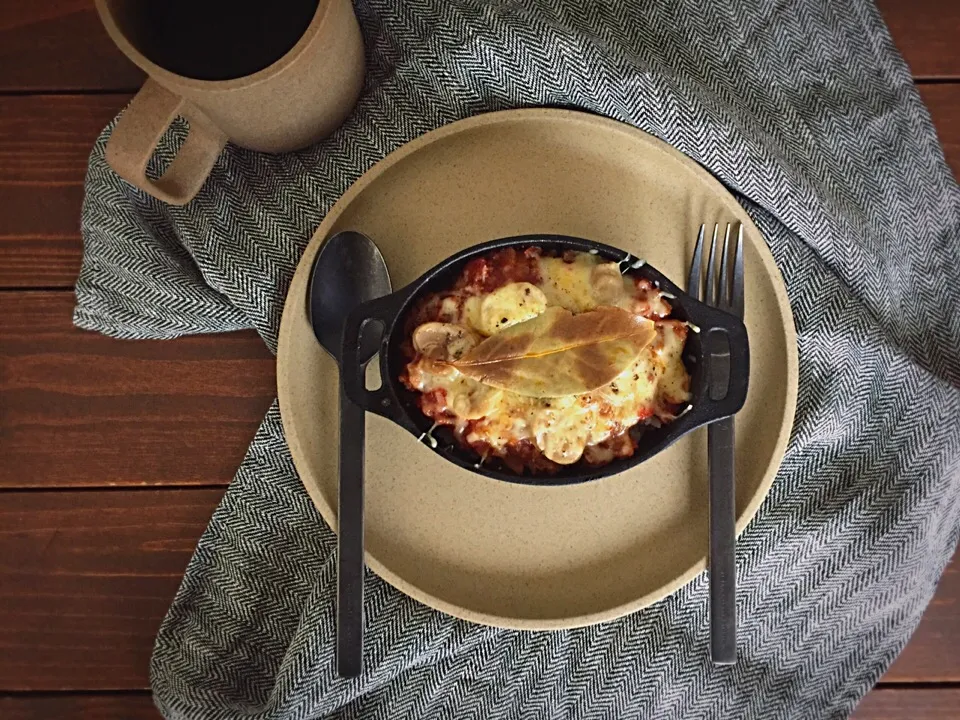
left=307, top=230, right=392, bottom=678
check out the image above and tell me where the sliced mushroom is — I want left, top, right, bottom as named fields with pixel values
left=591, top=262, right=627, bottom=304
left=412, top=322, right=481, bottom=361
left=538, top=431, right=588, bottom=464
left=477, top=282, right=547, bottom=335
left=533, top=406, right=591, bottom=465
left=450, top=384, right=503, bottom=419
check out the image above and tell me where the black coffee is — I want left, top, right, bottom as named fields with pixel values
left=130, top=0, right=320, bottom=81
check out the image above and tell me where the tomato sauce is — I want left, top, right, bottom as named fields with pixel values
left=400, top=245, right=689, bottom=476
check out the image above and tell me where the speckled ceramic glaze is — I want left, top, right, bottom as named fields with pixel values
left=96, top=0, right=364, bottom=204
left=277, top=109, right=798, bottom=629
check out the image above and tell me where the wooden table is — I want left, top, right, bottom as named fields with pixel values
left=0, top=2, right=956, bottom=718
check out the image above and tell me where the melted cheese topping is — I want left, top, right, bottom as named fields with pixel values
left=463, top=281, right=547, bottom=335
left=406, top=251, right=691, bottom=467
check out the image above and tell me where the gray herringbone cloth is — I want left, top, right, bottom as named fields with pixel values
left=76, top=1, right=960, bottom=718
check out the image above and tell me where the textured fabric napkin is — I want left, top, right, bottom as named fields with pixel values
left=76, top=0, right=960, bottom=718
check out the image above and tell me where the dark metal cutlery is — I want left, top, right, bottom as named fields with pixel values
left=307, top=230, right=392, bottom=677
left=688, top=223, right=744, bottom=665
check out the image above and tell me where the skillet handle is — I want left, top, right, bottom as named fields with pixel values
left=695, top=308, right=750, bottom=421
left=341, top=293, right=402, bottom=418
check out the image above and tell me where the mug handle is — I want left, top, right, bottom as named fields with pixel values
left=105, top=79, right=227, bottom=205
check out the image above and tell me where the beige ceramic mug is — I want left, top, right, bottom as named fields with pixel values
left=96, top=0, right=365, bottom=205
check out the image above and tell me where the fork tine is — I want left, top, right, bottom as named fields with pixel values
left=688, top=224, right=705, bottom=300
left=732, top=224, right=744, bottom=316
left=718, top=223, right=731, bottom=308
left=705, top=224, right=719, bottom=306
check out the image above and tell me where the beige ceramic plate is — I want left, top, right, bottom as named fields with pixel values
left=277, top=109, right=798, bottom=629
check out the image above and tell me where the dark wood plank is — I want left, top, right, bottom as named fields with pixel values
left=0, top=1, right=143, bottom=91
left=0, top=94, right=130, bottom=288
left=0, top=293, right=275, bottom=489
left=920, top=84, right=960, bottom=180
left=0, top=694, right=160, bottom=720
left=884, top=557, right=960, bottom=682
left=877, top=0, right=960, bottom=79
left=853, top=688, right=960, bottom=719
left=0, top=489, right=222, bottom=690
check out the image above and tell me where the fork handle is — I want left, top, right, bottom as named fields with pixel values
left=708, top=417, right=737, bottom=664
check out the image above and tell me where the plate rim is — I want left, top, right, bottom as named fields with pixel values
left=277, top=108, right=799, bottom=629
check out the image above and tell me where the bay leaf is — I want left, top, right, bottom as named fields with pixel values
left=452, top=306, right=656, bottom=397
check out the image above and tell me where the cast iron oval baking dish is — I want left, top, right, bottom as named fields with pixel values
left=342, top=235, right=749, bottom=486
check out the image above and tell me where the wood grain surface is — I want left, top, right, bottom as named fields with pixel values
left=0, top=94, right=130, bottom=288
left=0, top=0, right=957, bottom=716
left=885, top=559, right=960, bottom=682
left=875, top=0, right=960, bottom=79
left=0, top=293, right=275, bottom=489
left=853, top=688, right=960, bottom=719
left=0, top=1, right=143, bottom=91
left=920, top=85, right=960, bottom=179
left=0, top=489, right=224, bottom=690
left=0, top=693, right=160, bottom=720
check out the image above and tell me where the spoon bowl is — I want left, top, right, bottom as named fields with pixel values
left=309, top=231, right=392, bottom=362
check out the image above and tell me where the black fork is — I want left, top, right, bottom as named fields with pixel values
left=688, top=223, right=744, bottom=665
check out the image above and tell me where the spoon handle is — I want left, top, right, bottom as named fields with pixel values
left=337, top=383, right=365, bottom=677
